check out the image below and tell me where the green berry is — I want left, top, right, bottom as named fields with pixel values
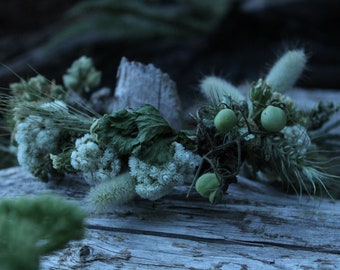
left=214, top=108, right=237, bottom=133
left=260, top=105, right=287, bottom=132
left=209, top=189, right=223, bottom=204
left=195, top=173, right=220, bottom=198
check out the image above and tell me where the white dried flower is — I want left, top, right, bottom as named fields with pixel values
left=128, top=142, right=201, bottom=200
left=282, top=125, right=311, bottom=157
left=71, top=133, right=121, bottom=185
left=14, top=101, right=68, bottom=177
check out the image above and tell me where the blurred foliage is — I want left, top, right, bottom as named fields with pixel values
left=44, top=0, right=235, bottom=50
left=0, top=195, right=86, bottom=270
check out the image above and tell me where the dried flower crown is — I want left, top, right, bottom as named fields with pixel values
left=2, top=51, right=339, bottom=212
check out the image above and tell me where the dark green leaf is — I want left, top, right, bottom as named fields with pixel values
left=92, top=104, right=193, bottom=164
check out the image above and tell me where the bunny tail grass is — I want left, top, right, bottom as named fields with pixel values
left=265, top=49, right=307, bottom=93
left=87, top=172, right=136, bottom=213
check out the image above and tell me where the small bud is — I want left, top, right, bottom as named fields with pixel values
left=250, top=79, right=272, bottom=106
left=63, top=56, right=101, bottom=92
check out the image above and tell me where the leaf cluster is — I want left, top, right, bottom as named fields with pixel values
left=91, top=104, right=192, bottom=164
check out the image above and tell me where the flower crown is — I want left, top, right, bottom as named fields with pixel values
left=3, top=50, right=339, bottom=212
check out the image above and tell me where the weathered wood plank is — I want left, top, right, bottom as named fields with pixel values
left=112, top=57, right=182, bottom=129
left=1, top=166, right=339, bottom=269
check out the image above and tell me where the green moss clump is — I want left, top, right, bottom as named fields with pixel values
left=0, top=195, right=86, bottom=270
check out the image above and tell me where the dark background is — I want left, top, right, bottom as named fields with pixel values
left=0, top=0, right=339, bottom=169
left=1, top=0, right=339, bottom=109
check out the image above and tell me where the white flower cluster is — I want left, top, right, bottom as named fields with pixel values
left=15, top=101, right=67, bottom=174
left=71, top=133, right=121, bottom=185
left=282, top=124, right=311, bottom=158
left=128, top=142, right=201, bottom=200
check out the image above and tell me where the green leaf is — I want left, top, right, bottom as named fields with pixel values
left=92, top=104, right=192, bottom=164
left=91, top=108, right=139, bottom=156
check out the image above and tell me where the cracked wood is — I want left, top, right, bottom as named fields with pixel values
left=0, top=166, right=339, bottom=269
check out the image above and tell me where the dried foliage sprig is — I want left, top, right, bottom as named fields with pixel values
left=192, top=50, right=340, bottom=201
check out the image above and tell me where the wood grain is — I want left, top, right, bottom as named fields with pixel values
left=112, top=57, right=182, bottom=129
left=1, top=166, right=339, bottom=269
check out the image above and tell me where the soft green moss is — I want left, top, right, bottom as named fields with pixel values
left=0, top=195, right=86, bottom=269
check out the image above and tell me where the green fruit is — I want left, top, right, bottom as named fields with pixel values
left=195, top=173, right=220, bottom=198
left=260, top=105, right=287, bottom=132
left=214, top=108, right=237, bottom=133
left=209, top=189, right=223, bottom=204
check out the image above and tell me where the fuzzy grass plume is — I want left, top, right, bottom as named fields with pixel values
left=87, top=172, right=136, bottom=213
left=265, top=49, right=307, bottom=93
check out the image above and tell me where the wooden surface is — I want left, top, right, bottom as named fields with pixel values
left=1, top=166, right=339, bottom=270
left=112, top=57, right=182, bottom=129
